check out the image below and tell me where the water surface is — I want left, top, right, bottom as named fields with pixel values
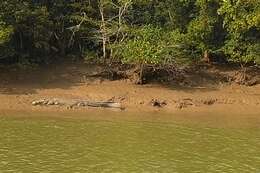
left=0, top=115, right=260, bottom=172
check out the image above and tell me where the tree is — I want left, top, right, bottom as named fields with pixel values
left=114, top=25, right=174, bottom=83
left=218, top=0, right=260, bottom=65
left=0, top=20, right=14, bottom=59
left=184, top=0, right=222, bottom=62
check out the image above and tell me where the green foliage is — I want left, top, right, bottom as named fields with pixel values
left=0, top=21, right=14, bottom=58
left=218, top=0, right=260, bottom=64
left=185, top=0, right=221, bottom=56
left=0, top=22, right=13, bottom=44
left=167, top=30, right=201, bottom=63
left=114, top=26, right=169, bottom=65
left=0, top=0, right=259, bottom=66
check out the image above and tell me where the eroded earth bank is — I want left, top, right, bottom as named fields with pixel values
left=0, top=62, right=259, bottom=119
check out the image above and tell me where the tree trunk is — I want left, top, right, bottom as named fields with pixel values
left=136, top=62, right=145, bottom=85
left=99, top=3, right=106, bottom=59
left=203, top=50, right=210, bottom=64
left=59, top=41, right=66, bottom=56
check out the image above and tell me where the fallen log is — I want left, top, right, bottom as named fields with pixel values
left=32, top=98, right=123, bottom=109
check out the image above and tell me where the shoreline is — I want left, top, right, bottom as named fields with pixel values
left=0, top=63, right=259, bottom=121
left=0, top=80, right=259, bottom=115
left=1, top=103, right=260, bottom=128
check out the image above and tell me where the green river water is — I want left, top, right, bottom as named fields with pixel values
left=0, top=114, right=260, bottom=173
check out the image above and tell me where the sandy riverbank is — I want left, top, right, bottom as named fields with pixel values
left=0, top=62, right=259, bottom=117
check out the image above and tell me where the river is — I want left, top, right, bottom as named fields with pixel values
left=0, top=113, right=260, bottom=172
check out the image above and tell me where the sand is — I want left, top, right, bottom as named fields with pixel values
left=0, top=62, right=259, bottom=120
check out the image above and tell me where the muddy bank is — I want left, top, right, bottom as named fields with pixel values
left=0, top=79, right=259, bottom=115
left=0, top=62, right=259, bottom=116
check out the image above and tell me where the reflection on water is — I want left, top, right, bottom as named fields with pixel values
left=0, top=116, right=260, bottom=173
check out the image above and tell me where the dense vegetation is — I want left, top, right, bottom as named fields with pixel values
left=0, top=0, right=259, bottom=69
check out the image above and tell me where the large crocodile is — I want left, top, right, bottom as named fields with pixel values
left=32, top=98, right=123, bottom=109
